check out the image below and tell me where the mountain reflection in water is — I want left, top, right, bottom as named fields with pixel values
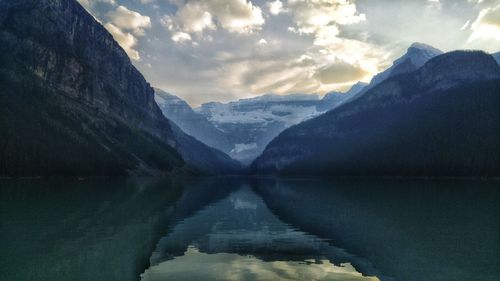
left=142, top=185, right=379, bottom=281
left=142, top=246, right=377, bottom=281
left=1, top=177, right=498, bottom=281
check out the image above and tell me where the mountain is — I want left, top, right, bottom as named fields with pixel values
left=252, top=51, right=500, bottom=176
left=493, top=52, right=500, bottom=65
left=194, top=88, right=368, bottom=164
left=169, top=122, right=242, bottom=174
left=371, top=43, right=443, bottom=87
left=345, top=81, right=368, bottom=96
left=341, top=43, right=443, bottom=107
left=154, top=88, right=233, bottom=153
left=0, top=0, right=237, bottom=176
left=195, top=94, right=333, bottom=164
left=317, top=82, right=367, bottom=111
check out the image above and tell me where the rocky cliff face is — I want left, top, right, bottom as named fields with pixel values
left=252, top=51, right=500, bottom=176
left=0, top=0, right=236, bottom=175
left=0, top=0, right=175, bottom=144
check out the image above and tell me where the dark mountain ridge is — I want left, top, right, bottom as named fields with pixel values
left=252, top=51, right=500, bottom=176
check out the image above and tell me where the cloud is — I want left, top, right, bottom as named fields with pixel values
left=287, top=0, right=365, bottom=36
left=106, top=5, right=151, bottom=35
left=268, top=0, right=284, bottom=15
left=257, top=38, right=268, bottom=45
left=162, top=0, right=265, bottom=43
left=101, top=6, right=152, bottom=60
left=161, top=6, right=215, bottom=34
left=171, top=32, right=193, bottom=43
left=104, top=23, right=140, bottom=60
left=286, top=0, right=369, bottom=55
left=282, top=0, right=383, bottom=89
left=314, top=60, right=368, bottom=84
left=77, top=0, right=116, bottom=11
left=426, top=0, right=442, bottom=10
left=469, top=5, right=500, bottom=42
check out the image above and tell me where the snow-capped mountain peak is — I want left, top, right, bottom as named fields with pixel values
left=396, top=42, right=444, bottom=69
left=410, top=42, right=443, bottom=53
left=194, top=92, right=349, bottom=164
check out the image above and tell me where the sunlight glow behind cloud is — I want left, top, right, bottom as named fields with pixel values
left=77, top=0, right=500, bottom=106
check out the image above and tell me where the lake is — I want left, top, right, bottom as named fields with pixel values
left=1, top=177, right=498, bottom=281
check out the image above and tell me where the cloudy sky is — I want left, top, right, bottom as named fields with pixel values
left=78, top=0, right=500, bottom=106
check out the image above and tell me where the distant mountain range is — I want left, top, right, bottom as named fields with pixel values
left=252, top=51, right=500, bottom=176
left=192, top=89, right=364, bottom=164
left=156, top=89, right=365, bottom=165
left=0, top=0, right=239, bottom=176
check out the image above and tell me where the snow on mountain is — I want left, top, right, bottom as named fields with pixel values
left=345, top=82, right=368, bottom=96
left=493, top=52, right=500, bottom=66
left=318, top=82, right=368, bottom=111
left=197, top=94, right=322, bottom=127
left=369, top=42, right=443, bottom=89
left=153, top=78, right=367, bottom=165
left=195, top=93, right=341, bottom=164
left=341, top=43, right=443, bottom=106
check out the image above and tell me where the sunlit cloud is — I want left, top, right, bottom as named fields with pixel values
left=78, top=0, right=500, bottom=105
left=257, top=38, right=268, bottom=45
left=268, top=0, right=285, bottom=15
left=284, top=0, right=385, bottom=91
left=314, top=60, right=368, bottom=84
left=469, top=5, right=500, bottom=42
left=104, top=22, right=141, bottom=60
left=171, top=31, right=192, bottom=43
left=100, top=5, right=151, bottom=60
left=106, top=5, right=151, bottom=35
left=162, top=0, right=265, bottom=44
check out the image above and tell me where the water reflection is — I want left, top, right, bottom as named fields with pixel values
left=1, top=177, right=498, bottom=281
left=254, top=178, right=500, bottom=281
left=143, top=246, right=378, bottom=281
left=142, top=185, right=380, bottom=281
left=0, top=178, right=184, bottom=281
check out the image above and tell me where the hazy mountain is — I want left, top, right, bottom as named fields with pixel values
left=154, top=88, right=233, bottom=153
left=317, top=82, right=367, bottom=111
left=195, top=94, right=335, bottom=164
left=194, top=86, right=370, bottom=164
left=0, top=0, right=238, bottom=176
left=345, top=81, right=368, bottom=96
left=252, top=51, right=500, bottom=176
left=168, top=122, right=242, bottom=174
left=493, top=52, right=500, bottom=65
